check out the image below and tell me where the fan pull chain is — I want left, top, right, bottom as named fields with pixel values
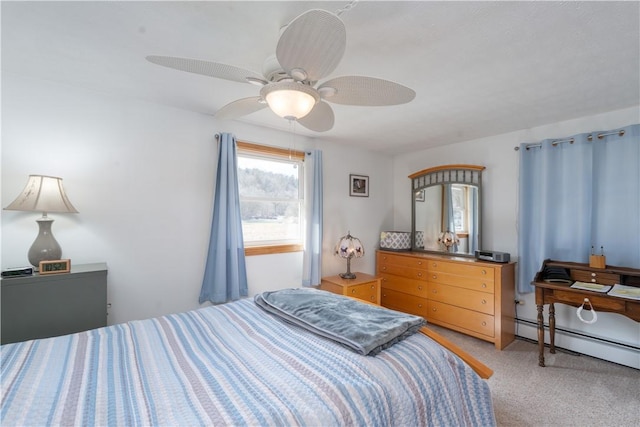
left=336, top=0, right=358, bottom=17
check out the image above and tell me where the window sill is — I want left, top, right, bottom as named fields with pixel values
left=244, top=244, right=303, bottom=256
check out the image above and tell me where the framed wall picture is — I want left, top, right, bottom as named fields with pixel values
left=415, top=189, right=425, bottom=202
left=349, top=174, right=369, bottom=197
left=39, top=259, right=71, bottom=275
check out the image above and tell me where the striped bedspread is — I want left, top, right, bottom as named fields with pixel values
left=1, top=298, right=495, bottom=426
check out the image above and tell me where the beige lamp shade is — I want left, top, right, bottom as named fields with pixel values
left=4, top=175, right=78, bottom=213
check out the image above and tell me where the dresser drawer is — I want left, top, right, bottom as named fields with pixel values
left=381, top=287, right=428, bottom=317
left=570, top=270, right=620, bottom=285
left=379, top=273, right=429, bottom=298
left=378, top=252, right=428, bottom=269
left=428, top=271, right=495, bottom=293
left=427, top=300, right=495, bottom=337
left=428, top=260, right=495, bottom=281
left=378, top=263, right=427, bottom=281
left=428, top=283, right=494, bottom=315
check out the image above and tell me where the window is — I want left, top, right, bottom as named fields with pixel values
left=451, top=184, right=469, bottom=234
left=237, top=142, right=305, bottom=256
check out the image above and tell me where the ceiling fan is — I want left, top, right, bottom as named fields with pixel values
left=146, top=9, right=415, bottom=132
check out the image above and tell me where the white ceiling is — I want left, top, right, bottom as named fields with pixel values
left=2, top=1, right=639, bottom=155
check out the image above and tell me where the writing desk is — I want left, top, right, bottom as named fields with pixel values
left=533, top=260, right=640, bottom=367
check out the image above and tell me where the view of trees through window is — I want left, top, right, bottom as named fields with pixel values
left=237, top=155, right=303, bottom=244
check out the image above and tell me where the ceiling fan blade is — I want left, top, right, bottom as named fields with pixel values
left=215, top=97, right=267, bottom=120
left=319, top=76, right=416, bottom=106
left=146, top=56, right=265, bottom=84
left=297, top=101, right=335, bottom=132
left=276, top=9, right=346, bottom=82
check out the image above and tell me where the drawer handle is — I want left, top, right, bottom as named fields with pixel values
left=383, top=256, right=387, bottom=260
left=591, top=272, right=596, bottom=277
left=481, top=270, right=487, bottom=275
left=418, top=304, right=423, bottom=308
left=352, top=289, right=356, bottom=294
left=591, top=279, right=596, bottom=283
left=432, top=274, right=437, bottom=279
left=432, top=290, right=437, bottom=294
left=417, top=272, right=423, bottom=277
left=370, top=285, right=375, bottom=289
left=382, top=277, right=388, bottom=282
left=432, top=308, right=437, bottom=312
left=370, top=296, right=375, bottom=301
left=382, top=266, right=387, bottom=270
left=482, top=283, right=487, bottom=288
left=418, top=285, right=423, bottom=291
left=432, top=263, right=438, bottom=267
left=482, top=321, right=487, bottom=326
left=482, top=299, right=487, bottom=304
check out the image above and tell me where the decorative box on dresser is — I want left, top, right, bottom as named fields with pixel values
left=377, top=250, right=516, bottom=349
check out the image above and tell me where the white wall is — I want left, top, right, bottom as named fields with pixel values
left=1, top=74, right=393, bottom=325
left=393, top=106, right=640, bottom=368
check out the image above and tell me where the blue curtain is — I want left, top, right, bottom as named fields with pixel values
left=469, top=187, right=479, bottom=253
left=199, top=133, right=248, bottom=304
left=444, top=184, right=458, bottom=252
left=302, top=149, right=323, bottom=286
left=517, top=124, right=639, bottom=293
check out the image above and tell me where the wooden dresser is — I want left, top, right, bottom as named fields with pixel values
left=377, top=250, right=516, bottom=349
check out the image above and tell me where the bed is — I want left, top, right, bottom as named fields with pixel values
left=1, top=289, right=495, bottom=426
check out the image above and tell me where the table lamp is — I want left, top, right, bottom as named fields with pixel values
left=4, top=175, right=78, bottom=269
left=334, top=231, right=364, bottom=279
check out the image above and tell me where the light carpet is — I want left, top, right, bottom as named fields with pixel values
left=426, top=324, right=640, bottom=427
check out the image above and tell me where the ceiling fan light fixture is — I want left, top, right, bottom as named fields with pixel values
left=261, top=82, right=319, bottom=120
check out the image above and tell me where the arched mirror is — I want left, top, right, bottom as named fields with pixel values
left=410, top=165, right=484, bottom=257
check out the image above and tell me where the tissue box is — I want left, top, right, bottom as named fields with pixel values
left=379, top=231, right=412, bottom=251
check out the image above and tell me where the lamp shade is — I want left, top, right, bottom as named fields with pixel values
left=4, top=175, right=78, bottom=268
left=4, top=175, right=78, bottom=214
left=261, top=82, right=319, bottom=120
left=334, top=232, right=364, bottom=279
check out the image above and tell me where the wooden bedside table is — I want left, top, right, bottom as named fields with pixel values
left=319, top=272, right=382, bottom=304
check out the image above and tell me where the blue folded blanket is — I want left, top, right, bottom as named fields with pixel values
left=254, top=288, right=425, bottom=356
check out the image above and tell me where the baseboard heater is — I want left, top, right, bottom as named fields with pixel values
left=515, top=317, right=640, bottom=352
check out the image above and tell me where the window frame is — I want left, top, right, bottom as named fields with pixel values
left=236, top=141, right=305, bottom=256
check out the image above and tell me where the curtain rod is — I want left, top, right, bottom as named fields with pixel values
left=514, top=129, right=626, bottom=151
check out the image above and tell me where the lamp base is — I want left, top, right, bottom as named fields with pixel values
left=339, top=272, right=357, bottom=279
left=28, top=216, right=62, bottom=269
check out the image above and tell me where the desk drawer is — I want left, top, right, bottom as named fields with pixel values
left=428, top=283, right=494, bottom=315
left=570, top=270, right=620, bottom=285
left=552, top=290, right=626, bottom=311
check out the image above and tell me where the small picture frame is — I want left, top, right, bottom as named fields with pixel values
left=415, top=190, right=425, bottom=202
left=39, top=259, right=71, bottom=275
left=349, top=174, right=369, bottom=197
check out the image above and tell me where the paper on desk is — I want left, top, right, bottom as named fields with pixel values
left=570, top=281, right=611, bottom=293
left=608, top=284, right=640, bottom=300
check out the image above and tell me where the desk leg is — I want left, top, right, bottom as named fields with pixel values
left=537, top=303, right=545, bottom=367
left=549, top=303, right=556, bottom=354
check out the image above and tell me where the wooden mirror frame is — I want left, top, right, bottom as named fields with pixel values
left=409, top=164, right=485, bottom=257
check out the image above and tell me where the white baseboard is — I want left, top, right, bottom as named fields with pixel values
left=516, top=319, right=640, bottom=369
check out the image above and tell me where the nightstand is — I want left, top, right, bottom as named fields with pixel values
left=319, top=272, right=382, bottom=304
left=1, top=263, right=108, bottom=344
